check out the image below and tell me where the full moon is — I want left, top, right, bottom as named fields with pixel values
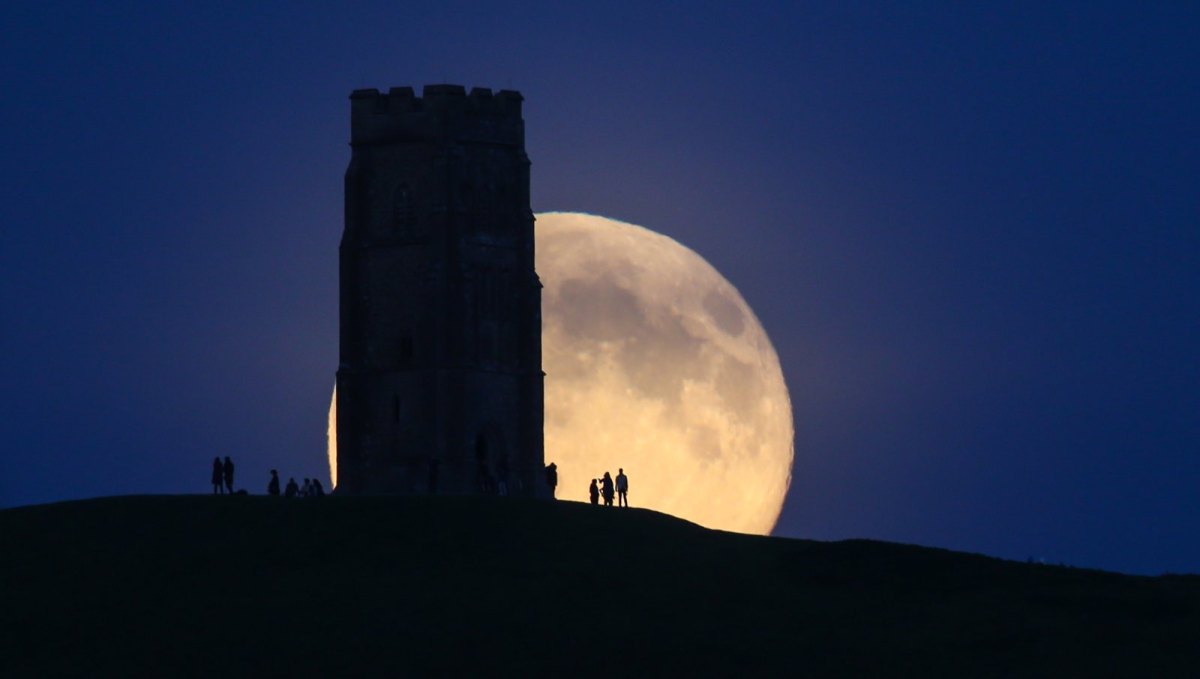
left=328, top=212, right=793, bottom=535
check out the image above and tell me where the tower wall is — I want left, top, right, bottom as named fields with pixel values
left=336, top=84, right=544, bottom=496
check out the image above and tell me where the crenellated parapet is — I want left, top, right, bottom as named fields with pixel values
left=350, top=84, right=524, bottom=146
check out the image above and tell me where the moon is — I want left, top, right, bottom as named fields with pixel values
left=328, top=212, right=793, bottom=535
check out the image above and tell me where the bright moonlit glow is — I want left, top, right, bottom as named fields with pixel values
left=329, top=212, right=793, bottom=534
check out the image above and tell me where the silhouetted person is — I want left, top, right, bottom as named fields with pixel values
left=211, top=457, right=224, bottom=495
left=223, top=456, right=235, bottom=494
left=311, top=478, right=325, bottom=497
left=496, top=456, right=509, bottom=496
left=589, top=479, right=599, bottom=505
left=545, top=462, right=558, bottom=499
left=616, top=468, right=629, bottom=507
left=600, top=472, right=615, bottom=506
left=284, top=477, right=299, bottom=498
left=301, top=478, right=311, bottom=498
left=267, top=470, right=280, bottom=496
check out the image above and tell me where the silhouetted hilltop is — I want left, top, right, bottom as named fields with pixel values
left=2, top=496, right=1197, bottom=677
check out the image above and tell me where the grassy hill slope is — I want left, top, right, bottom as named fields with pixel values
left=2, top=496, right=1197, bottom=677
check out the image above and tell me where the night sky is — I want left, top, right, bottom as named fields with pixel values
left=2, top=3, right=1197, bottom=575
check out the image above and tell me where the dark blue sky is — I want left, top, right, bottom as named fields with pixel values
left=2, top=2, right=1197, bottom=575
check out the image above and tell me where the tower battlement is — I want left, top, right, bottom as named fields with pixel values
left=350, top=84, right=524, bottom=146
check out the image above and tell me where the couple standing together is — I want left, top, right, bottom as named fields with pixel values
left=590, top=468, right=629, bottom=507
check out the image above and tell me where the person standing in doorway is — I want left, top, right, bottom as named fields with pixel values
left=223, top=456, right=235, bottom=494
left=616, top=468, right=629, bottom=507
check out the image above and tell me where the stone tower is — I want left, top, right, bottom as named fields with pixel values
left=336, top=84, right=544, bottom=496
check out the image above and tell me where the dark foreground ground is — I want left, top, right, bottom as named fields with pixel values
left=1, top=496, right=1197, bottom=677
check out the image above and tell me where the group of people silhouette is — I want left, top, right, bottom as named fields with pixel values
left=210, top=459, right=324, bottom=497
left=589, top=468, right=629, bottom=507
left=267, top=469, right=325, bottom=498
left=544, top=462, right=630, bottom=507
left=213, top=457, right=626, bottom=505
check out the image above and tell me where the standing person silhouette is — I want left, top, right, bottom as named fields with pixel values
left=267, top=470, right=280, bottom=496
left=589, top=479, right=599, bottom=505
left=600, top=472, right=615, bottom=507
left=211, top=457, right=224, bottom=495
left=284, top=477, right=299, bottom=498
left=616, top=468, right=629, bottom=507
left=545, top=462, right=558, bottom=499
left=222, top=456, right=235, bottom=495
